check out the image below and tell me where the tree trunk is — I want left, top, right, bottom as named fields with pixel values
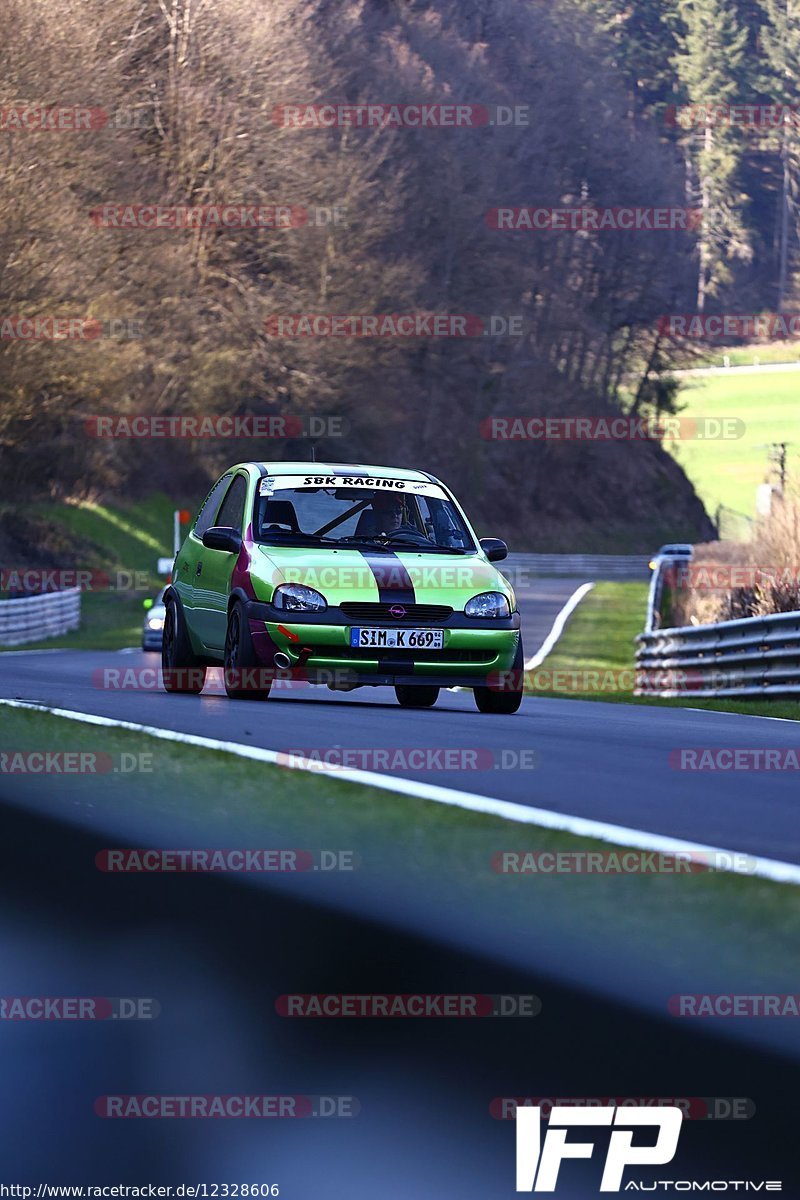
left=778, top=122, right=790, bottom=311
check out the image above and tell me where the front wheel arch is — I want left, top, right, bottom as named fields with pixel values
left=228, top=586, right=253, bottom=616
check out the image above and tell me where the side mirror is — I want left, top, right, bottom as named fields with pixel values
left=480, top=537, right=508, bottom=563
left=143, top=598, right=154, bottom=611
left=202, top=526, right=243, bottom=554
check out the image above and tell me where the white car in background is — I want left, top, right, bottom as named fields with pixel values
left=649, top=542, right=693, bottom=570
left=142, top=588, right=167, bottom=651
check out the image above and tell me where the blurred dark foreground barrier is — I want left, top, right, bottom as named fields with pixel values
left=0, top=795, right=797, bottom=1194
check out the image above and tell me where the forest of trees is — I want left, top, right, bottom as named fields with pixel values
left=1, top=0, right=796, bottom=548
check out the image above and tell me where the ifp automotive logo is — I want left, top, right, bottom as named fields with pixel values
left=514, top=1106, right=782, bottom=1192
left=516, top=1105, right=682, bottom=1192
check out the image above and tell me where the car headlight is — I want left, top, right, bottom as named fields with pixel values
left=146, top=617, right=164, bottom=630
left=273, top=583, right=327, bottom=613
left=464, top=591, right=510, bottom=618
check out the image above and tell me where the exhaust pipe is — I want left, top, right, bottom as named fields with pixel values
left=273, top=651, right=292, bottom=670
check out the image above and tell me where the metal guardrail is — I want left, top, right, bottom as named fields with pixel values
left=502, top=553, right=649, bottom=584
left=0, top=588, right=81, bottom=646
left=636, top=608, right=800, bottom=699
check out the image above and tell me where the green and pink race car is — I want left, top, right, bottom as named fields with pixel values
left=162, top=461, right=523, bottom=712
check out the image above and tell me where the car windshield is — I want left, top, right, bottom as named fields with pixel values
left=253, top=485, right=475, bottom=552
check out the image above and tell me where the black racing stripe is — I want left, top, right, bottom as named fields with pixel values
left=357, top=549, right=418, bottom=674
left=358, top=550, right=416, bottom=605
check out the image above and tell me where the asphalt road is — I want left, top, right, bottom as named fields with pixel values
left=1, top=577, right=799, bottom=864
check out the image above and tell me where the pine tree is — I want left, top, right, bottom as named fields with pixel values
left=569, top=0, right=681, bottom=113
left=760, top=0, right=800, bottom=308
left=672, top=0, right=751, bottom=308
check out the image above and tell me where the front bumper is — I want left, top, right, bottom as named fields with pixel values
left=245, top=601, right=520, bottom=687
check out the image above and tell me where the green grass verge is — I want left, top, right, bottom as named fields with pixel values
left=534, top=580, right=800, bottom=720
left=666, top=370, right=798, bottom=517
left=2, top=704, right=798, bottom=989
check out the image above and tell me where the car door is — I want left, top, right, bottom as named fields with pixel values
left=175, top=473, right=232, bottom=647
left=192, top=472, right=249, bottom=650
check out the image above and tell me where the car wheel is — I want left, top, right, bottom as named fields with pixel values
left=395, top=685, right=440, bottom=709
left=224, top=600, right=271, bottom=701
left=162, top=598, right=207, bottom=694
left=473, top=636, right=524, bottom=715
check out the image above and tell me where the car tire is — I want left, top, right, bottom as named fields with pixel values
left=162, top=598, right=207, bottom=694
left=395, top=685, right=440, bottom=709
left=224, top=600, right=271, bottom=701
left=473, top=636, right=524, bottom=715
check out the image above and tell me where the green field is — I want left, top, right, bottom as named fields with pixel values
left=667, top=368, right=800, bottom=518
left=688, top=341, right=800, bottom=369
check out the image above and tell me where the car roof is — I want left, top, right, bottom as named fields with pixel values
left=234, top=461, right=437, bottom=484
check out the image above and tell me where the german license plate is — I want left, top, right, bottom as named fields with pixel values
left=350, top=627, right=444, bottom=650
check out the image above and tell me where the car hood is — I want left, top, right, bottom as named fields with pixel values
left=250, top=545, right=512, bottom=607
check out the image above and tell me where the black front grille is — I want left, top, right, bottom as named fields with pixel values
left=305, top=646, right=495, bottom=664
left=340, top=602, right=453, bottom=622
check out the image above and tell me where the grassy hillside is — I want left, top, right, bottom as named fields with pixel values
left=0, top=493, right=188, bottom=651
left=31, top=494, right=176, bottom=574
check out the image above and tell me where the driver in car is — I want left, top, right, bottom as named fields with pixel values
left=356, top=492, right=414, bottom=538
